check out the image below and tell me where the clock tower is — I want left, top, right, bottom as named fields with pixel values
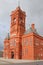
left=10, top=6, right=26, bottom=59
left=10, top=6, right=26, bottom=36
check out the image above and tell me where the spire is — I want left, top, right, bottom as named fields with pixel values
left=17, top=0, right=20, bottom=7
left=5, top=33, right=10, bottom=40
left=8, top=33, right=10, bottom=39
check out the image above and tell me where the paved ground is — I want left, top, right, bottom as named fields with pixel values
left=0, top=58, right=43, bottom=65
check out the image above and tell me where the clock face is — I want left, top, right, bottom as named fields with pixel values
left=14, top=18, right=16, bottom=22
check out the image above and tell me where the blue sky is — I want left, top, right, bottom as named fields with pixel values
left=0, top=0, right=43, bottom=50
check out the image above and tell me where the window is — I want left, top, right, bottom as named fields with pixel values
left=35, top=43, right=39, bottom=46
left=29, top=38, right=32, bottom=45
left=38, top=53, right=43, bottom=56
left=41, top=54, right=43, bottom=56
left=35, top=39, right=39, bottom=46
left=25, top=39, right=28, bottom=45
left=10, top=39, right=16, bottom=46
left=14, top=39, right=16, bottom=46
left=22, top=48, right=28, bottom=55
left=40, top=41, right=43, bottom=45
left=22, top=38, right=28, bottom=46
left=25, top=48, right=28, bottom=54
left=10, top=41, right=12, bottom=46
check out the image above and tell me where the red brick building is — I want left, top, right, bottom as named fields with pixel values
left=3, top=6, right=43, bottom=60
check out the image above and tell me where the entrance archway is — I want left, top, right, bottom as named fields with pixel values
left=11, top=51, right=14, bottom=59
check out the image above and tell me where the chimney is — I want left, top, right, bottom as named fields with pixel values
left=31, top=24, right=35, bottom=30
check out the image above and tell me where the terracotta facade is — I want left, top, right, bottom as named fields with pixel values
left=3, top=6, right=43, bottom=60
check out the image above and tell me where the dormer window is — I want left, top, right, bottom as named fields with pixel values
left=14, top=18, right=16, bottom=23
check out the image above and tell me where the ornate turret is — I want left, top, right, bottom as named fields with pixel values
left=5, top=33, right=10, bottom=40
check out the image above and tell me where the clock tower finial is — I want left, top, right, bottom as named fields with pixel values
left=18, top=0, right=20, bottom=7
